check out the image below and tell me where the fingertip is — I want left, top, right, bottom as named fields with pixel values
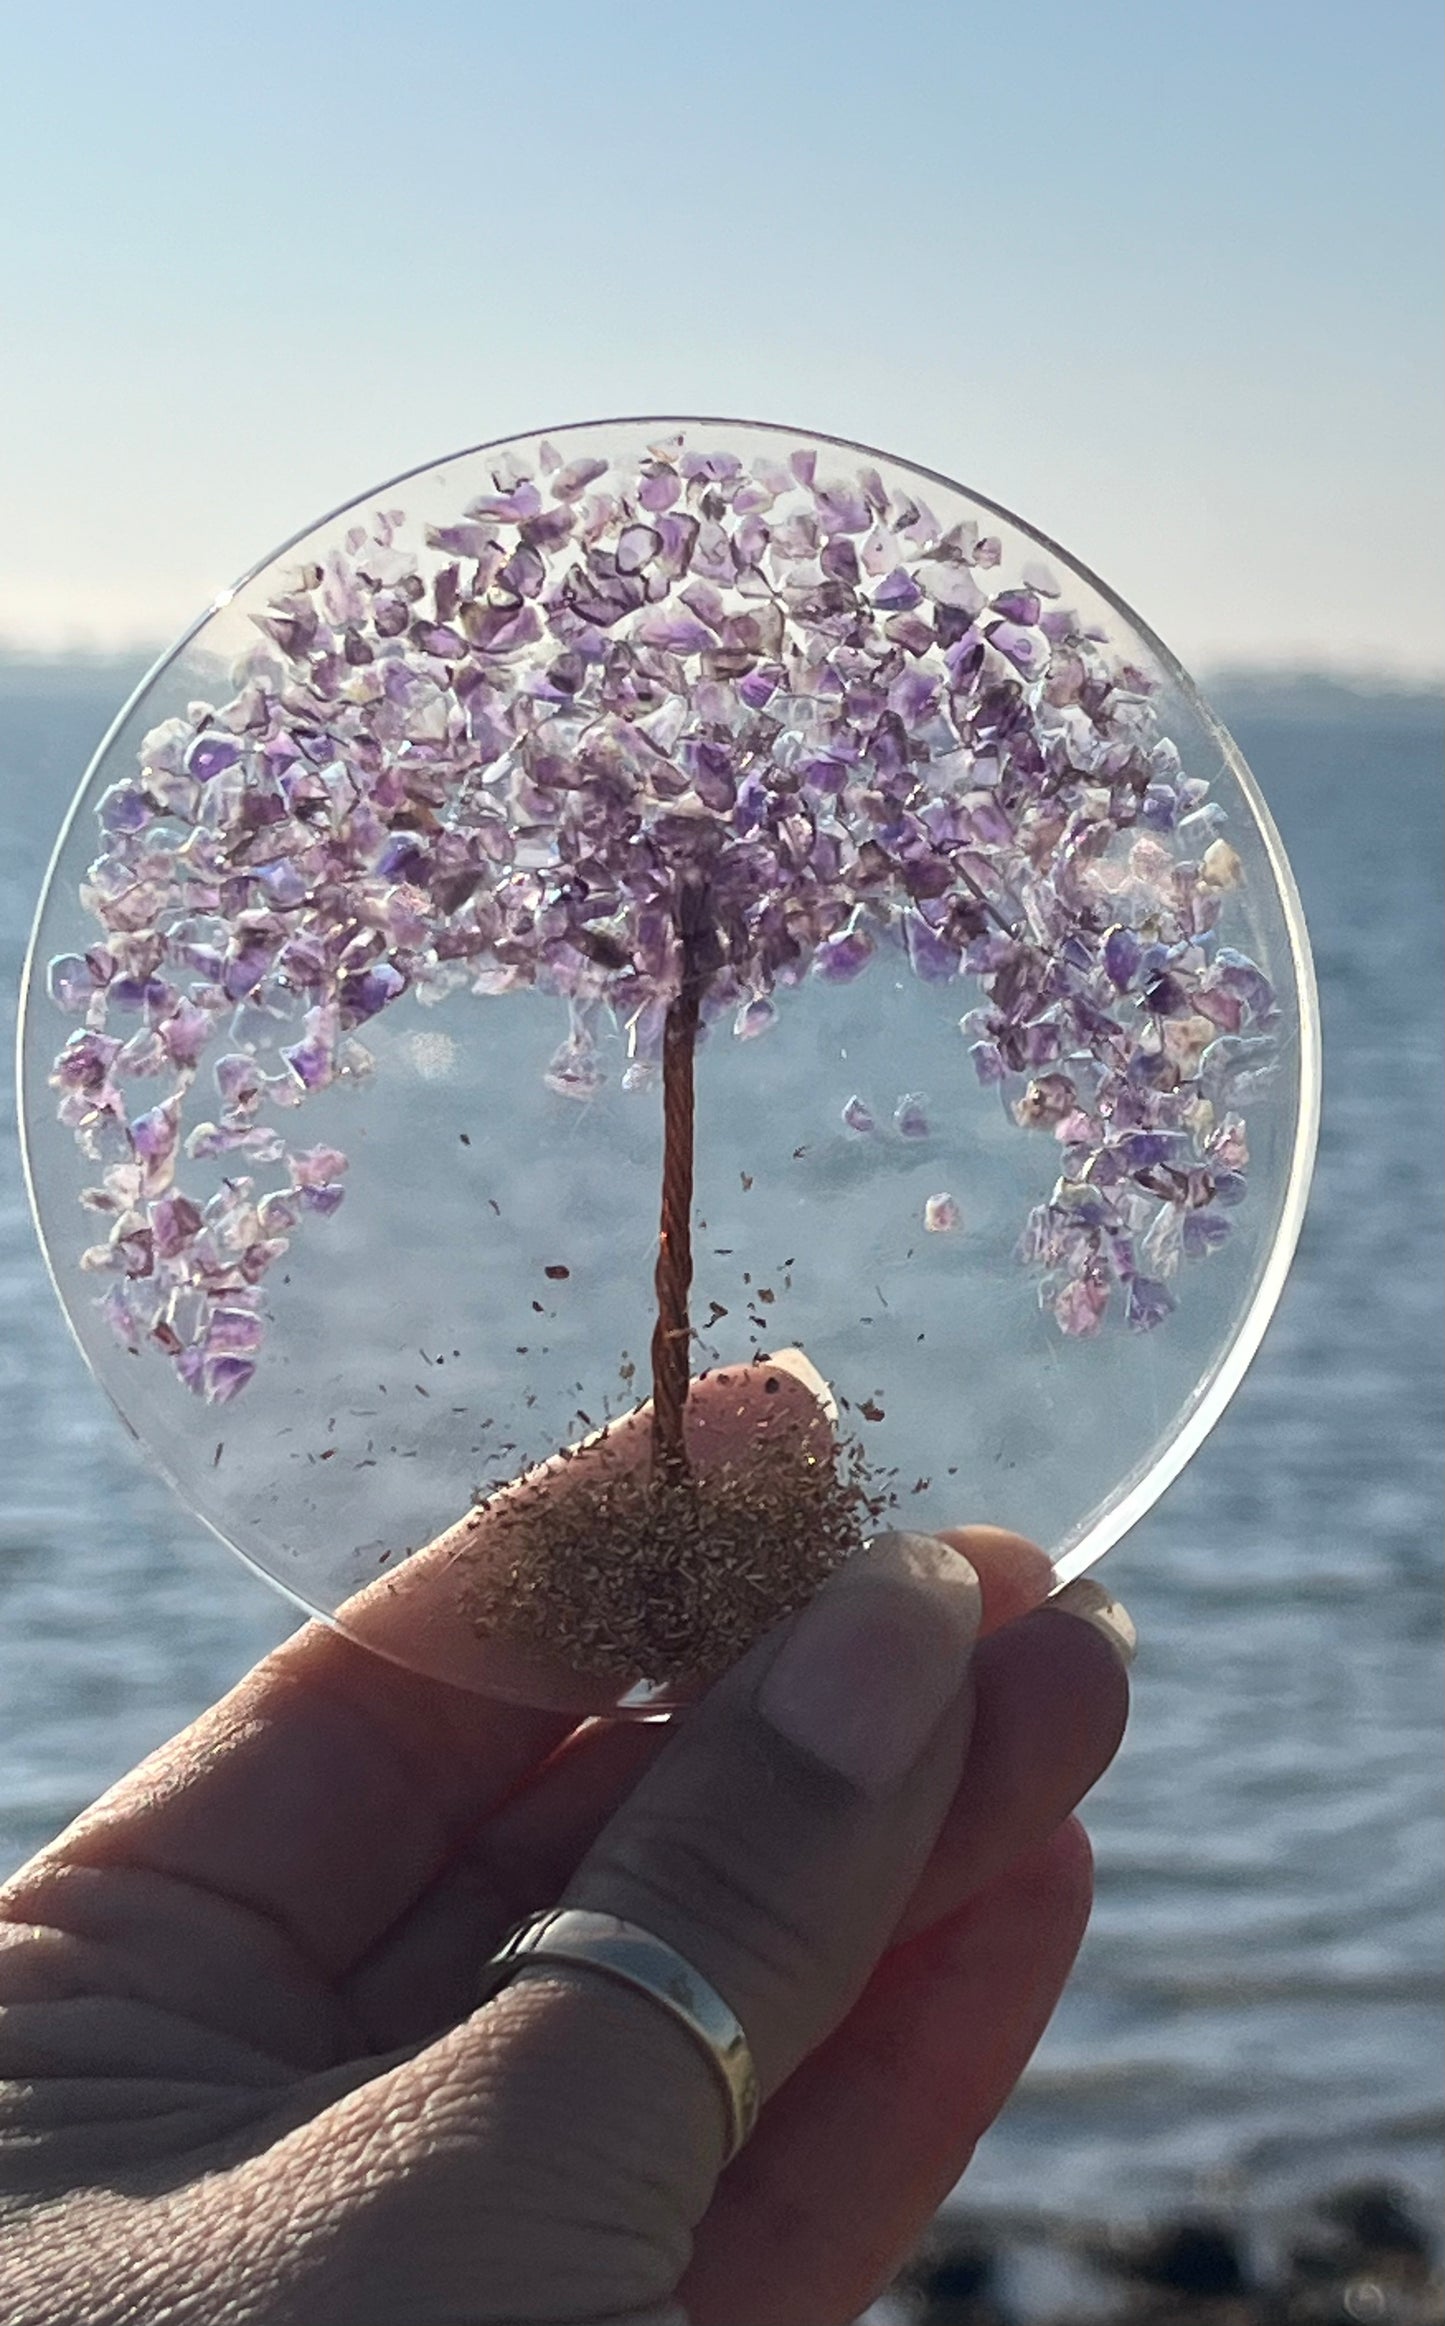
left=935, top=1527, right=1055, bottom=1635
left=904, top=1815, right=1097, bottom=2016
left=1047, top=1575, right=1138, bottom=1670
left=682, top=1351, right=837, bottom=1468
left=891, top=1603, right=1126, bottom=1947
left=955, top=1814, right=1098, bottom=1994
left=1028, top=1601, right=1132, bottom=1757
left=1017, top=1812, right=1095, bottom=1933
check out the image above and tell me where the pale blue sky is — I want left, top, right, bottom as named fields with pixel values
left=1, top=0, right=1440, bottom=674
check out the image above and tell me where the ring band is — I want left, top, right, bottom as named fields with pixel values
left=478, top=1907, right=760, bottom=2162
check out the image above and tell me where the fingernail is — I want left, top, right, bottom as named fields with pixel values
left=1049, top=1577, right=1138, bottom=1668
left=756, top=1531, right=982, bottom=1797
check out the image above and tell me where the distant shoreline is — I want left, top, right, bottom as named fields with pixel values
left=1205, top=667, right=1444, bottom=735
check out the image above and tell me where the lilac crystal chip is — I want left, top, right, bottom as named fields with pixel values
left=904, top=914, right=960, bottom=985
left=841, top=1094, right=876, bottom=1136
left=1053, top=1274, right=1110, bottom=1337
left=340, top=961, right=407, bottom=1022
left=289, top=1144, right=348, bottom=1188
left=204, top=1355, right=257, bottom=1403
left=894, top=1093, right=930, bottom=1140
left=812, top=928, right=874, bottom=983
left=1103, top=925, right=1143, bottom=992
left=1124, top=1275, right=1176, bottom=1332
left=281, top=1035, right=332, bottom=1093
left=185, top=731, right=243, bottom=782
left=734, top=996, right=777, bottom=1041
left=98, top=785, right=153, bottom=835
left=47, top=955, right=95, bottom=1012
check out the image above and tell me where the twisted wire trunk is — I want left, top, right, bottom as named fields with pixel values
left=649, top=882, right=713, bottom=1482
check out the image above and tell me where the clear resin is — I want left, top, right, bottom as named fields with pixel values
left=20, top=419, right=1319, bottom=1708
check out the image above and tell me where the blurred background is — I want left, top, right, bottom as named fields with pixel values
left=2, top=4, right=1440, bottom=2320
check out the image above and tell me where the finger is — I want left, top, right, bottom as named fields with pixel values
left=0, top=1636, right=567, bottom=1990
left=341, top=1527, right=1054, bottom=2046
left=681, top=1822, right=1095, bottom=2326
left=254, top=1532, right=985, bottom=2323
left=341, top=1717, right=666, bottom=2047
left=1, top=1359, right=827, bottom=1985
left=936, top=1525, right=1055, bottom=1629
left=898, top=1586, right=1132, bottom=1941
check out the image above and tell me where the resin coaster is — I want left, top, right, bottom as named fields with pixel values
left=20, top=419, right=1319, bottom=1709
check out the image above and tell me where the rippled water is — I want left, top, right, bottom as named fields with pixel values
left=1, top=661, right=1440, bottom=2229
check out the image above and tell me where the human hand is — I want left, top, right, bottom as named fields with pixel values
left=0, top=1368, right=1130, bottom=2326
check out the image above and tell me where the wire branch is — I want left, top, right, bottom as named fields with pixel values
left=649, top=880, right=713, bottom=1482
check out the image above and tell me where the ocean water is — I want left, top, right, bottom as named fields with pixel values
left=0, top=660, right=1440, bottom=2232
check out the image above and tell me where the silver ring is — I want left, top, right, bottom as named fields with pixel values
left=478, top=1907, right=759, bottom=2162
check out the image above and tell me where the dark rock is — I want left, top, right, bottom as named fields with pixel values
left=899, top=2230, right=1010, bottom=2325
left=1100, top=2217, right=1253, bottom=2299
left=1315, top=2185, right=1434, bottom=2266
left=1287, top=2181, right=1438, bottom=2308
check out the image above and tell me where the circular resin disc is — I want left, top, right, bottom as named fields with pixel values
left=20, top=419, right=1319, bottom=1708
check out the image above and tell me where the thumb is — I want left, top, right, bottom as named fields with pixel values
left=262, top=1530, right=982, bottom=2324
